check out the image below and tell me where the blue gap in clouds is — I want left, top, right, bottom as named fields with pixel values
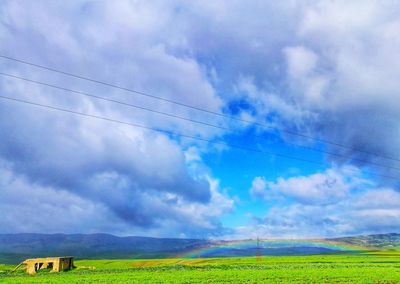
left=202, top=126, right=329, bottom=228
left=225, top=98, right=256, bottom=116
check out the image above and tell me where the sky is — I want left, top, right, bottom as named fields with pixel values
left=0, top=0, right=400, bottom=239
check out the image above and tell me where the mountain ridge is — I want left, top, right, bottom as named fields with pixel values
left=1, top=233, right=398, bottom=264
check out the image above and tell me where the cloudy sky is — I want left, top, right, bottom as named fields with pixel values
left=1, top=0, right=399, bottom=239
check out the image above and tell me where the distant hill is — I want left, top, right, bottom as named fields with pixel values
left=0, top=233, right=213, bottom=264
left=0, top=233, right=399, bottom=264
left=330, top=233, right=400, bottom=249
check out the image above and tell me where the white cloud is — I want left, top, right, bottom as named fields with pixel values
left=250, top=166, right=369, bottom=205
left=284, top=46, right=318, bottom=79
left=241, top=167, right=399, bottom=238
left=249, top=176, right=267, bottom=198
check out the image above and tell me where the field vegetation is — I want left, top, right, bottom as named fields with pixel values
left=1, top=253, right=400, bottom=283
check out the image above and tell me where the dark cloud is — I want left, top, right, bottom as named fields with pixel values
left=0, top=0, right=232, bottom=237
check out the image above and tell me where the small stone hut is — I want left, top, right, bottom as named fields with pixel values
left=22, top=256, right=74, bottom=274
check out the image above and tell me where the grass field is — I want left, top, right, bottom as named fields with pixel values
left=1, top=253, right=400, bottom=283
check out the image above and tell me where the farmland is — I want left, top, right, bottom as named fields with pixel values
left=1, top=253, right=400, bottom=283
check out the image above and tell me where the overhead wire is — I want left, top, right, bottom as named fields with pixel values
left=0, top=94, right=399, bottom=182
left=1, top=54, right=399, bottom=163
left=1, top=71, right=400, bottom=173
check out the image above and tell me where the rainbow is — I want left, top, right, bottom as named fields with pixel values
left=179, top=239, right=365, bottom=258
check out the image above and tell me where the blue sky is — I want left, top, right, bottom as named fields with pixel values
left=0, top=1, right=400, bottom=239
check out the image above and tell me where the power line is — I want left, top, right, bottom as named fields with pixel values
left=0, top=94, right=399, bottom=181
left=1, top=54, right=399, bottom=163
left=2, top=72, right=400, bottom=173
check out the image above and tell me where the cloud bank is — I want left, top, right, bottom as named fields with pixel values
left=244, top=167, right=400, bottom=238
left=1, top=0, right=400, bottom=238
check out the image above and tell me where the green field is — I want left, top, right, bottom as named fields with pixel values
left=1, top=253, right=400, bottom=283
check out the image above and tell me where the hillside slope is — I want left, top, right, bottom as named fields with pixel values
left=0, top=233, right=211, bottom=264
left=1, top=233, right=399, bottom=264
left=330, top=233, right=400, bottom=249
